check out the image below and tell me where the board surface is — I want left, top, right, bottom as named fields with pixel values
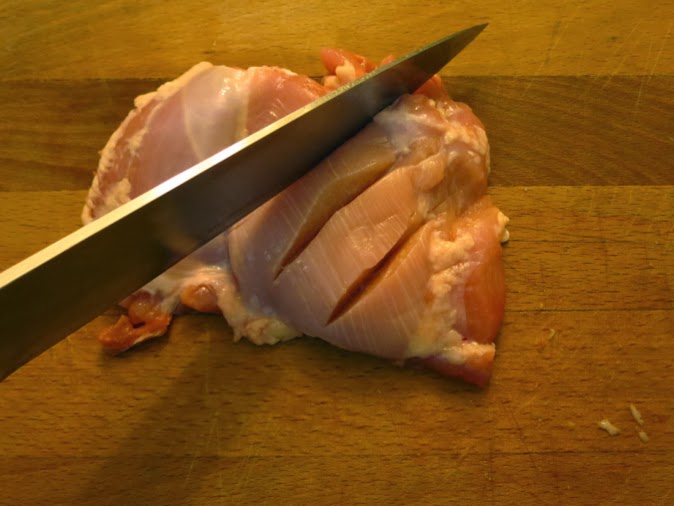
left=0, top=1, right=672, bottom=504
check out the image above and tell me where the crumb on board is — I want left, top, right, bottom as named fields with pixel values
left=598, top=419, right=621, bottom=436
left=629, top=404, right=644, bottom=426
left=638, top=430, right=650, bottom=443
left=564, top=421, right=576, bottom=429
left=536, top=328, right=557, bottom=350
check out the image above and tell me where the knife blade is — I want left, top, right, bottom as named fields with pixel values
left=0, top=23, right=487, bottom=380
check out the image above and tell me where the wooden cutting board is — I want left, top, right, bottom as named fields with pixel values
left=1, top=1, right=672, bottom=504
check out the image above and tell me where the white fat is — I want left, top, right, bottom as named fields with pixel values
left=83, top=177, right=132, bottom=223
left=232, top=317, right=299, bottom=345
left=335, top=62, right=356, bottom=85
left=82, top=112, right=135, bottom=223
left=458, top=341, right=495, bottom=363
left=497, top=211, right=510, bottom=243
left=429, top=229, right=475, bottom=271
left=598, top=419, right=621, bottom=436
left=98, top=127, right=122, bottom=171
left=127, top=127, right=148, bottom=154
left=322, top=75, right=340, bottom=90
left=407, top=325, right=463, bottom=359
left=101, top=178, right=132, bottom=212
left=443, top=121, right=488, bottom=155
left=134, top=91, right=156, bottom=109
left=405, top=225, right=475, bottom=361
left=213, top=268, right=299, bottom=345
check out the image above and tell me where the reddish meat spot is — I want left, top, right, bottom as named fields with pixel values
left=463, top=241, right=506, bottom=344
left=99, top=292, right=172, bottom=352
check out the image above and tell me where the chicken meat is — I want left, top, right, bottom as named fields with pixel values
left=82, top=49, right=509, bottom=386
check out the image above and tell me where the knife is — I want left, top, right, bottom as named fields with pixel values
left=0, top=23, right=487, bottom=380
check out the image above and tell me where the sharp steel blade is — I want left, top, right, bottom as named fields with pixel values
left=0, top=23, right=487, bottom=380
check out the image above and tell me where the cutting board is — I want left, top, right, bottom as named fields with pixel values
left=1, top=1, right=672, bottom=504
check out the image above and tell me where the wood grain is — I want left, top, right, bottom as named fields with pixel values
left=1, top=0, right=673, bottom=504
left=2, top=451, right=671, bottom=505
left=1, top=0, right=674, bottom=79
left=0, top=186, right=671, bottom=503
left=1, top=76, right=672, bottom=192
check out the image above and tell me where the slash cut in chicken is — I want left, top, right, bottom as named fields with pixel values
left=82, top=49, right=509, bottom=386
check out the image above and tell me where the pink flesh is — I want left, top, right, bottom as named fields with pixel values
left=82, top=64, right=326, bottom=221
left=82, top=51, right=508, bottom=385
left=227, top=122, right=397, bottom=314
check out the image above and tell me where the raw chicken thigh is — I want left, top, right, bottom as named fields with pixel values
left=83, top=49, right=508, bottom=386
